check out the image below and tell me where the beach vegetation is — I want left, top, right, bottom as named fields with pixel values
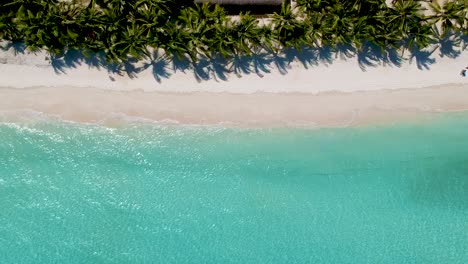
left=0, top=0, right=466, bottom=64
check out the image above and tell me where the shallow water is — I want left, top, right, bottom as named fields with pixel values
left=0, top=113, right=467, bottom=263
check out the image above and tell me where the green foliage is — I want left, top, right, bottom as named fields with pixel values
left=272, top=3, right=308, bottom=50
left=427, top=0, right=467, bottom=36
left=0, top=0, right=466, bottom=63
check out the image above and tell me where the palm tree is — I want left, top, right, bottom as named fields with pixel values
left=178, top=3, right=228, bottom=60
left=4, top=0, right=464, bottom=67
left=72, top=3, right=106, bottom=53
left=409, top=22, right=435, bottom=50
left=230, top=12, right=262, bottom=56
left=150, top=22, right=195, bottom=62
left=318, top=2, right=355, bottom=47
left=52, top=1, right=85, bottom=50
left=209, top=18, right=237, bottom=58
left=385, top=0, right=427, bottom=50
left=367, top=15, right=401, bottom=51
left=295, top=0, right=335, bottom=13
left=0, top=13, right=19, bottom=41
left=427, top=0, right=466, bottom=37
left=257, top=22, right=275, bottom=53
left=13, top=2, right=69, bottom=55
left=2, top=0, right=58, bottom=41
left=351, top=0, right=387, bottom=16
left=110, top=22, right=150, bottom=61
left=386, top=0, right=425, bottom=33
left=272, top=2, right=310, bottom=50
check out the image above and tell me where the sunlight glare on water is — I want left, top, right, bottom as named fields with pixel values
left=0, top=113, right=467, bottom=263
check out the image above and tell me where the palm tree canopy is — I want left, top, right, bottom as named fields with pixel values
left=194, top=0, right=283, bottom=5
left=1, top=0, right=467, bottom=65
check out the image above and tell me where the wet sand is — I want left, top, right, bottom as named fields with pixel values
left=1, top=85, right=467, bottom=127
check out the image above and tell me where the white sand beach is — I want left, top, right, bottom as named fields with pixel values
left=1, top=42, right=468, bottom=127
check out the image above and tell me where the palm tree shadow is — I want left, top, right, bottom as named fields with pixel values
left=250, top=52, right=272, bottom=77
left=123, top=58, right=142, bottom=78
left=2, top=34, right=463, bottom=85
left=82, top=51, right=107, bottom=70
left=384, top=48, right=404, bottom=67
left=50, top=49, right=83, bottom=74
left=192, top=58, right=211, bottom=82
left=437, top=32, right=462, bottom=59
left=62, top=49, right=84, bottom=68
left=99, top=58, right=140, bottom=80
left=48, top=48, right=142, bottom=78
left=50, top=55, right=68, bottom=74
left=335, top=43, right=356, bottom=60
left=283, top=46, right=319, bottom=69
left=270, top=51, right=290, bottom=74
left=143, top=53, right=172, bottom=83
left=409, top=47, right=437, bottom=70
left=1, top=41, right=27, bottom=55
left=461, top=35, right=468, bottom=51
left=316, top=45, right=334, bottom=65
left=356, top=42, right=384, bottom=70
left=104, top=58, right=140, bottom=79
left=171, top=55, right=191, bottom=73
left=51, top=49, right=102, bottom=74
left=210, top=55, right=231, bottom=81
left=357, top=42, right=404, bottom=71
left=230, top=55, right=253, bottom=77
left=105, top=62, right=124, bottom=77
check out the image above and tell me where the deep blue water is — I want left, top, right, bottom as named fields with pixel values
left=0, top=113, right=467, bottom=263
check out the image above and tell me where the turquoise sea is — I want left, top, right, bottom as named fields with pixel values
left=1, top=113, right=467, bottom=263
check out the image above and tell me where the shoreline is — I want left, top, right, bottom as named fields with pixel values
left=1, top=85, right=467, bottom=128
left=1, top=43, right=467, bottom=128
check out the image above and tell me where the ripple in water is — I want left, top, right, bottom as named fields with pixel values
left=0, top=113, right=467, bottom=263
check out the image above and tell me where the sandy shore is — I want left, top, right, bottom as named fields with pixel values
left=1, top=42, right=468, bottom=93
left=1, top=85, right=467, bottom=127
left=1, top=42, right=467, bottom=127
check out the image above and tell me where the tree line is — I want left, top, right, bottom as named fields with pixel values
left=0, top=0, right=467, bottom=63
